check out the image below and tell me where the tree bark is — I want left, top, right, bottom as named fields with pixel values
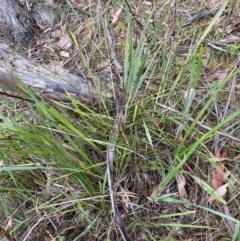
left=0, top=0, right=34, bottom=48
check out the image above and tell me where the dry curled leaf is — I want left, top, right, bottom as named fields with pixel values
left=111, top=5, right=123, bottom=25
left=207, top=70, right=228, bottom=82
left=209, top=0, right=225, bottom=8
left=149, top=186, right=158, bottom=200
left=55, top=34, right=72, bottom=50
left=211, top=148, right=226, bottom=190
left=226, top=20, right=240, bottom=34
left=120, top=186, right=130, bottom=214
left=136, top=231, right=148, bottom=241
left=208, top=183, right=228, bottom=202
left=143, top=1, right=152, bottom=5
left=177, top=174, right=189, bottom=202
left=219, top=34, right=240, bottom=44
left=60, top=51, right=70, bottom=58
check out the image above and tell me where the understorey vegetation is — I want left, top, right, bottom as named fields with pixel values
left=0, top=0, right=240, bottom=240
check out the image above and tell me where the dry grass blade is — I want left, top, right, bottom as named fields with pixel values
left=177, top=174, right=189, bottom=203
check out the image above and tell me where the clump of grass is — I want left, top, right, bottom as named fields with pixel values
left=0, top=1, right=240, bottom=241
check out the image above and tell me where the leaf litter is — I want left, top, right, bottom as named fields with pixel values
left=1, top=0, right=240, bottom=240
left=209, top=147, right=235, bottom=233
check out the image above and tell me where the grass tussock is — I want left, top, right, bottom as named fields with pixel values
left=0, top=1, right=240, bottom=240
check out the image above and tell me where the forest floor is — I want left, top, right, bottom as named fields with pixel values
left=0, top=0, right=240, bottom=240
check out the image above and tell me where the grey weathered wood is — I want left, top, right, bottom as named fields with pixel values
left=0, top=43, right=115, bottom=102
left=0, top=0, right=34, bottom=48
left=0, top=0, right=116, bottom=103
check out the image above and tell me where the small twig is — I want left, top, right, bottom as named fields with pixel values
left=104, top=15, right=123, bottom=87
left=124, top=0, right=144, bottom=32
left=22, top=218, right=43, bottom=241
left=62, top=51, right=79, bottom=67
left=106, top=88, right=131, bottom=241
left=184, top=7, right=221, bottom=26
left=0, top=88, right=33, bottom=102
left=221, top=205, right=235, bottom=233
left=104, top=15, right=131, bottom=241
left=203, top=40, right=227, bottom=52
left=0, top=227, right=17, bottom=241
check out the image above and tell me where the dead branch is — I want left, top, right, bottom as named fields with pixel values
left=0, top=43, right=116, bottom=103
left=104, top=16, right=132, bottom=241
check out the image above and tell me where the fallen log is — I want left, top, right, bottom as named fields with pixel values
left=0, top=43, right=115, bottom=103
left=0, top=0, right=116, bottom=103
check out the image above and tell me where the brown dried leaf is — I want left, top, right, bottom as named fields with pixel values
left=55, top=34, right=72, bottom=50
left=211, top=148, right=226, bottom=190
left=177, top=174, right=189, bottom=202
left=150, top=187, right=158, bottom=200
left=226, top=20, right=240, bottom=34
left=60, top=22, right=67, bottom=33
left=143, top=1, right=152, bottom=5
left=75, top=23, right=92, bottom=47
left=207, top=70, right=228, bottom=82
left=6, top=217, right=13, bottom=229
left=219, top=34, right=240, bottom=44
left=60, top=51, right=70, bottom=58
left=136, top=231, right=148, bottom=241
left=50, top=60, right=62, bottom=67
left=215, top=15, right=227, bottom=29
left=51, top=29, right=62, bottom=38
left=209, top=0, right=225, bottom=8
left=111, top=5, right=123, bottom=25
left=120, top=187, right=130, bottom=214
left=208, top=183, right=228, bottom=202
